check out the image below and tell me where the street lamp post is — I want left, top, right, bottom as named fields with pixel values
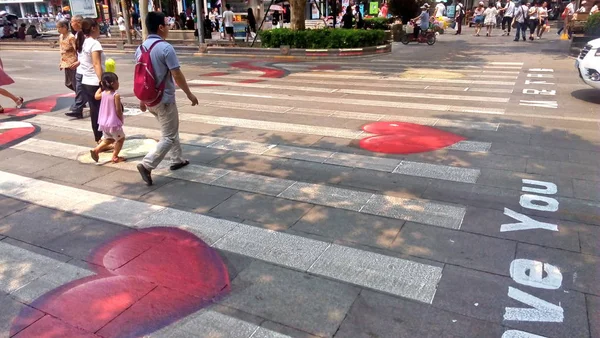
left=195, top=0, right=205, bottom=43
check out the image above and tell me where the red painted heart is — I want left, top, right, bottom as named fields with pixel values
left=11, top=227, right=230, bottom=337
left=0, top=121, right=36, bottom=146
left=359, top=122, right=466, bottom=154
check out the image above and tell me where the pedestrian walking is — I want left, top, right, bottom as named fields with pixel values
left=134, top=11, right=198, bottom=186
left=528, top=2, right=540, bottom=40
left=455, top=0, right=465, bottom=34
left=90, top=72, right=126, bottom=163
left=117, top=13, right=126, bottom=39
left=536, top=1, right=549, bottom=38
left=474, top=2, right=486, bottom=36
left=484, top=3, right=499, bottom=36
left=513, top=0, right=528, bottom=41
left=245, top=8, right=256, bottom=42
left=57, top=19, right=79, bottom=92
left=77, top=18, right=105, bottom=143
left=66, top=15, right=87, bottom=119
left=501, top=0, right=515, bottom=35
left=223, top=4, right=235, bottom=43
left=0, top=57, right=24, bottom=114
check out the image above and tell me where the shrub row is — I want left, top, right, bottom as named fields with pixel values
left=585, top=13, right=600, bottom=36
left=259, top=28, right=386, bottom=49
left=363, top=17, right=394, bottom=30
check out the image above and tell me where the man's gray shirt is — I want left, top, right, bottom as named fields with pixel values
left=135, top=34, right=180, bottom=104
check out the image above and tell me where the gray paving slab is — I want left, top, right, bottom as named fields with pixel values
left=208, top=139, right=277, bottom=154
left=42, top=221, right=133, bottom=263
left=37, top=159, right=118, bottom=185
left=180, top=144, right=227, bottom=164
left=0, top=293, right=44, bottom=337
left=258, top=321, right=318, bottom=338
left=213, top=223, right=329, bottom=270
left=0, top=148, right=26, bottom=162
left=69, top=195, right=164, bottom=227
left=324, top=152, right=400, bottom=172
left=0, top=151, right=65, bottom=175
left=135, top=207, right=239, bottom=245
left=84, top=169, right=174, bottom=199
left=476, top=168, right=575, bottom=199
left=10, top=262, right=94, bottom=303
left=516, top=243, right=600, bottom=296
left=222, top=261, right=360, bottom=337
left=460, top=206, right=581, bottom=253
left=422, top=181, right=522, bottom=212
left=278, top=182, right=373, bottom=212
left=360, top=194, right=465, bottom=229
left=572, top=178, right=600, bottom=202
left=150, top=309, right=260, bottom=338
left=393, top=161, right=480, bottom=183
left=390, top=222, right=516, bottom=276
left=490, top=142, right=571, bottom=162
left=211, top=192, right=313, bottom=229
left=568, top=149, right=600, bottom=167
left=521, top=195, right=600, bottom=227
left=308, top=244, right=442, bottom=304
left=588, top=294, right=600, bottom=338
left=432, top=265, right=589, bottom=338
left=0, top=205, right=93, bottom=245
left=292, top=206, right=404, bottom=248
left=335, top=289, right=504, bottom=338
left=264, top=145, right=334, bottom=163
left=0, top=196, right=28, bottom=221
left=577, top=223, right=600, bottom=257
left=0, top=240, right=71, bottom=294
left=207, top=153, right=290, bottom=176
left=526, top=159, right=600, bottom=182
left=210, top=171, right=295, bottom=196
left=138, top=180, right=237, bottom=213
left=155, top=164, right=230, bottom=184
left=337, top=169, right=431, bottom=199
left=271, top=159, right=352, bottom=185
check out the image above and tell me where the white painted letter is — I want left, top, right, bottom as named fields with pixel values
left=522, top=179, right=558, bottom=195
left=525, top=80, right=555, bottom=85
left=504, top=287, right=564, bottom=322
left=510, top=259, right=563, bottom=290
left=522, top=89, right=556, bottom=96
left=519, top=101, right=558, bottom=108
left=502, top=330, right=547, bottom=338
left=528, top=68, right=554, bottom=72
left=527, top=74, right=554, bottom=78
left=501, top=208, right=558, bottom=232
left=520, top=194, right=559, bottom=212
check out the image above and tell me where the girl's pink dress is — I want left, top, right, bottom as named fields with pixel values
left=0, top=58, right=15, bottom=87
left=97, top=91, right=123, bottom=134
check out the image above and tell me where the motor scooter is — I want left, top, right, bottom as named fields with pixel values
left=401, top=20, right=436, bottom=45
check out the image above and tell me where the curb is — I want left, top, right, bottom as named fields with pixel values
left=0, top=42, right=392, bottom=59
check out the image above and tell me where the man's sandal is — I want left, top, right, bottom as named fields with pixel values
left=112, top=156, right=126, bottom=163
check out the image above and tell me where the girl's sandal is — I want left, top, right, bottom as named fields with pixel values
left=15, top=97, right=24, bottom=109
left=90, top=150, right=99, bottom=163
left=0, top=106, right=4, bottom=114
left=112, top=156, right=126, bottom=163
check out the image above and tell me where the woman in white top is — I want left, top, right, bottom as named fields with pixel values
left=536, top=1, right=549, bottom=38
left=77, top=18, right=105, bottom=143
left=528, top=3, right=539, bottom=40
left=591, top=1, right=599, bottom=14
left=117, top=13, right=126, bottom=39
left=484, top=3, right=499, bottom=36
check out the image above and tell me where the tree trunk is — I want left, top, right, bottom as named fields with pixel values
left=140, top=0, right=148, bottom=39
left=290, top=0, right=305, bottom=30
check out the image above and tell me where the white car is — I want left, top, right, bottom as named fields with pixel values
left=577, top=38, right=600, bottom=90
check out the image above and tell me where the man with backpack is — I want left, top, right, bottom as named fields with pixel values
left=134, top=11, right=199, bottom=186
left=455, top=0, right=465, bottom=35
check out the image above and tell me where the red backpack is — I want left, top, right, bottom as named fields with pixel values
left=134, top=39, right=166, bottom=107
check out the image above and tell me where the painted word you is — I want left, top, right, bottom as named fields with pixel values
left=501, top=179, right=563, bottom=338
left=520, top=69, right=557, bottom=109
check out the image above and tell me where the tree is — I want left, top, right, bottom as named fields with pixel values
left=289, top=0, right=306, bottom=30
left=388, top=0, right=427, bottom=23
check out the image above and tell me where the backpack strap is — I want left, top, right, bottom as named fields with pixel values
left=141, top=38, right=165, bottom=53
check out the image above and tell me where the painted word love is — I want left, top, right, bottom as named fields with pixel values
left=500, top=179, right=563, bottom=338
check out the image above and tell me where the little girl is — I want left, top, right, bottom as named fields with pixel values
left=0, top=57, right=24, bottom=114
left=57, top=19, right=79, bottom=91
left=90, top=72, right=126, bottom=163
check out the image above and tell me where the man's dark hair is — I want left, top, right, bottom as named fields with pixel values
left=146, top=11, right=166, bottom=34
left=226, top=4, right=231, bottom=9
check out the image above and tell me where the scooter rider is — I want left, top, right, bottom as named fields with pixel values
left=412, top=5, right=430, bottom=39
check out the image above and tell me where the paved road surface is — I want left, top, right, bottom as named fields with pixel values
left=0, top=27, right=598, bottom=338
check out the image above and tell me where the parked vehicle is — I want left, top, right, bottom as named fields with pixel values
left=576, top=38, right=600, bottom=90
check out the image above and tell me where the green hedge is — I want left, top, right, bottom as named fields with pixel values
left=259, top=28, right=386, bottom=49
left=364, top=17, right=394, bottom=30
left=585, top=13, right=600, bottom=36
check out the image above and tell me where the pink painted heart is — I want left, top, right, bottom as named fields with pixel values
left=11, top=227, right=230, bottom=338
left=359, top=122, right=466, bottom=154
left=0, top=121, right=36, bottom=146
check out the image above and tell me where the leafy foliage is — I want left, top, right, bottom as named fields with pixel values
left=585, top=13, right=600, bottom=36
left=363, top=17, right=394, bottom=30
left=259, top=28, right=386, bottom=48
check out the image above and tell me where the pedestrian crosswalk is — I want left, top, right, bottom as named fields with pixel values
left=3, top=59, right=582, bottom=338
